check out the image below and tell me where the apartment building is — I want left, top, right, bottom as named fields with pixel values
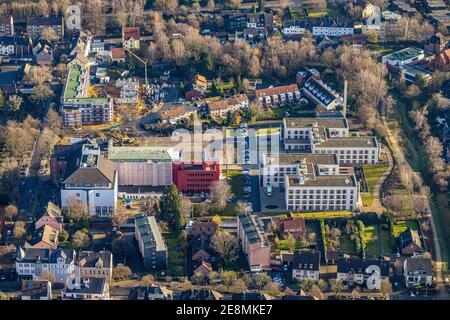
left=255, top=84, right=301, bottom=107
left=403, top=257, right=433, bottom=287
left=311, top=18, right=355, bottom=37
left=108, top=143, right=173, bottom=187
left=237, top=212, right=271, bottom=271
left=283, top=117, right=380, bottom=164
left=60, top=144, right=118, bottom=217
left=207, top=94, right=249, bottom=119
left=158, top=104, right=197, bottom=124
left=292, top=251, right=321, bottom=281
left=77, top=251, right=113, bottom=282
left=61, top=61, right=113, bottom=128
left=0, top=16, right=14, bottom=36
left=0, top=36, right=32, bottom=56
left=261, top=153, right=339, bottom=188
left=16, top=247, right=76, bottom=284
left=135, top=214, right=167, bottom=271
left=62, top=278, right=110, bottom=300
left=26, top=16, right=64, bottom=40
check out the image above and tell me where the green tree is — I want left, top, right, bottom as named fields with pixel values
left=160, top=185, right=186, bottom=231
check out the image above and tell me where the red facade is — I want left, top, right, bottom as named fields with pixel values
left=172, top=161, right=220, bottom=192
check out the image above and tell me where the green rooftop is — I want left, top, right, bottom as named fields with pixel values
left=109, top=146, right=172, bottom=161
left=383, top=46, right=424, bottom=62
left=63, top=63, right=110, bottom=105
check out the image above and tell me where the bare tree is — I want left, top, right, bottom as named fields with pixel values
left=3, top=204, right=18, bottom=221
left=65, top=196, right=89, bottom=222
left=111, top=205, right=133, bottom=228
left=211, top=231, right=238, bottom=266
left=113, top=263, right=132, bottom=280
left=71, top=230, right=90, bottom=249
left=210, top=180, right=233, bottom=210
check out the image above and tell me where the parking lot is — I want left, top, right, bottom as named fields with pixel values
left=260, top=186, right=286, bottom=213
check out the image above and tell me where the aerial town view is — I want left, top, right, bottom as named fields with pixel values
left=0, top=0, right=450, bottom=307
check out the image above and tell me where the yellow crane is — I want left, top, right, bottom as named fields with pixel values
left=125, top=48, right=149, bottom=91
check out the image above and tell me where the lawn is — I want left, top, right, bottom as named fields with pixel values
left=392, top=220, right=419, bottom=237
left=255, top=128, right=280, bottom=136
left=362, top=164, right=390, bottom=206
left=340, top=236, right=358, bottom=256
left=364, top=225, right=378, bottom=257
left=224, top=169, right=244, bottom=199
left=164, top=233, right=185, bottom=276
left=208, top=203, right=237, bottom=217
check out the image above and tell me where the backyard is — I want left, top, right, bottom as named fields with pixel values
left=361, top=164, right=390, bottom=206
left=164, top=232, right=185, bottom=277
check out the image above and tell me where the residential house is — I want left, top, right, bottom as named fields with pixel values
left=207, top=94, right=249, bottom=119
left=193, top=261, right=213, bottom=276
left=237, top=212, right=271, bottom=271
left=301, top=78, right=343, bottom=111
left=135, top=214, right=167, bottom=271
left=91, top=37, right=105, bottom=54
left=16, top=247, right=76, bottom=284
left=0, top=16, right=14, bottom=36
left=0, top=36, right=32, bottom=57
left=255, top=84, right=301, bottom=107
left=110, top=47, right=126, bottom=63
left=0, top=245, right=16, bottom=282
left=185, top=74, right=208, bottom=101
left=187, top=218, right=218, bottom=237
left=178, top=288, right=223, bottom=300
left=403, top=256, right=433, bottom=287
left=311, top=18, right=355, bottom=37
left=62, top=277, right=110, bottom=300
left=108, top=141, right=173, bottom=187
left=26, top=16, right=64, bottom=40
left=33, top=40, right=53, bottom=65
left=192, top=249, right=211, bottom=262
left=128, top=285, right=173, bottom=300
left=399, top=228, right=424, bottom=255
left=35, top=201, right=63, bottom=233
left=292, top=251, right=321, bottom=281
left=337, top=257, right=390, bottom=290
left=232, top=292, right=275, bottom=300
left=158, top=104, right=197, bottom=124
left=21, top=280, right=52, bottom=300
left=77, top=251, right=113, bottom=282
left=122, top=27, right=140, bottom=50
left=25, top=225, right=59, bottom=250
left=277, top=216, right=307, bottom=240
left=60, top=144, right=118, bottom=217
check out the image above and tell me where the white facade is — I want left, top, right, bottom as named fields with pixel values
left=0, top=43, right=14, bottom=55
left=292, top=269, right=320, bottom=281
left=282, top=25, right=306, bottom=35
left=312, top=26, right=354, bottom=37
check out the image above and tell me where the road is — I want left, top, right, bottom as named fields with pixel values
left=384, top=118, right=448, bottom=299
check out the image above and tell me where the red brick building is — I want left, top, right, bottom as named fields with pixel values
left=172, top=161, right=220, bottom=193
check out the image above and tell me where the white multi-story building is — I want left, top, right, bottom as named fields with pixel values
left=292, top=251, right=321, bottom=281
left=337, top=258, right=390, bottom=290
left=283, top=117, right=380, bottom=165
left=311, top=18, right=354, bottom=37
left=61, top=144, right=118, bottom=217
left=16, top=247, right=76, bottom=284
left=403, top=257, right=433, bottom=287
left=116, top=78, right=139, bottom=104
left=261, top=153, right=339, bottom=188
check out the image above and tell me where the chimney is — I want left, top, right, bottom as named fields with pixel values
left=343, top=80, right=348, bottom=117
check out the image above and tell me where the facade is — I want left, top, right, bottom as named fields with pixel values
left=292, top=251, right=321, bottom=281
left=16, top=247, right=76, bottom=284
left=111, top=47, right=126, bottom=63
left=62, top=277, right=110, bottom=300
left=60, top=144, right=118, bottom=217
left=122, top=27, right=140, bottom=50
left=172, top=161, right=220, bottom=193
left=26, top=16, right=64, bottom=40
left=207, top=94, right=249, bottom=119
left=0, top=16, right=14, bottom=36
left=0, top=36, right=32, bottom=56
left=128, top=286, right=173, bottom=300
left=61, top=61, right=113, bottom=128
left=108, top=143, right=173, bottom=186
left=237, top=212, right=271, bottom=271
left=283, top=117, right=380, bottom=164
left=77, top=251, right=113, bottom=282
left=311, top=18, right=354, bottom=37
left=403, top=257, right=433, bottom=287
left=35, top=201, right=64, bottom=233
left=337, top=258, right=390, bottom=290
left=255, top=84, right=301, bottom=107
left=135, top=214, right=167, bottom=271
left=116, top=78, right=139, bottom=104
left=91, top=37, right=105, bottom=53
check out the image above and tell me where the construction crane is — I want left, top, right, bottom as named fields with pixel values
left=125, top=48, right=149, bottom=93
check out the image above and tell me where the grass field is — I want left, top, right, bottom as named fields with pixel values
left=362, top=164, right=390, bottom=206
left=364, top=225, right=395, bottom=257
left=340, top=236, right=358, bottom=256
left=225, top=169, right=244, bottom=199
left=164, top=233, right=185, bottom=276
left=392, top=220, right=419, bottom=237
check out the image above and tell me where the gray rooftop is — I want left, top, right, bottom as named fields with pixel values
left=135, top=214, right=166, bottom=252
left=283, top=117, right=348, bottom=129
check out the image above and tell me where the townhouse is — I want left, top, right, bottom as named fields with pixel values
left=311, top=18, right=355, bottom=37
left=255, top=84, right=301, bottom=107
left=337, top=257, right=390, bottom=290
left=283, top=117, right=380, bottom=165
left=60, top=144, right=118, bottom=217
left=301, top=78, right=343, bottom=111
left=61, top=60, right=114, bottom=128
left=26, top=16, right=64, bottom=40
left=207, top=94, right=249, bottom=119
left=0, top=16, right=14, bottom=36
left=33, top=40, right=53, bottom=65
left=108, top=142, right=173, bottom=187
left=292, top=251, right=321, bottom=281
left=158, top=104, right=197, bottom=124
left=135, top=214, right=167, bottom=271
left=237, top=212, right=271, bottom=272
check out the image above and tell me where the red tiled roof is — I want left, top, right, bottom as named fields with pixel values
left=255, top=84, right=299, bottom=98
left=111, top=47, right=126, bottom=59
left=123, top=27, right=140, bottom=40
